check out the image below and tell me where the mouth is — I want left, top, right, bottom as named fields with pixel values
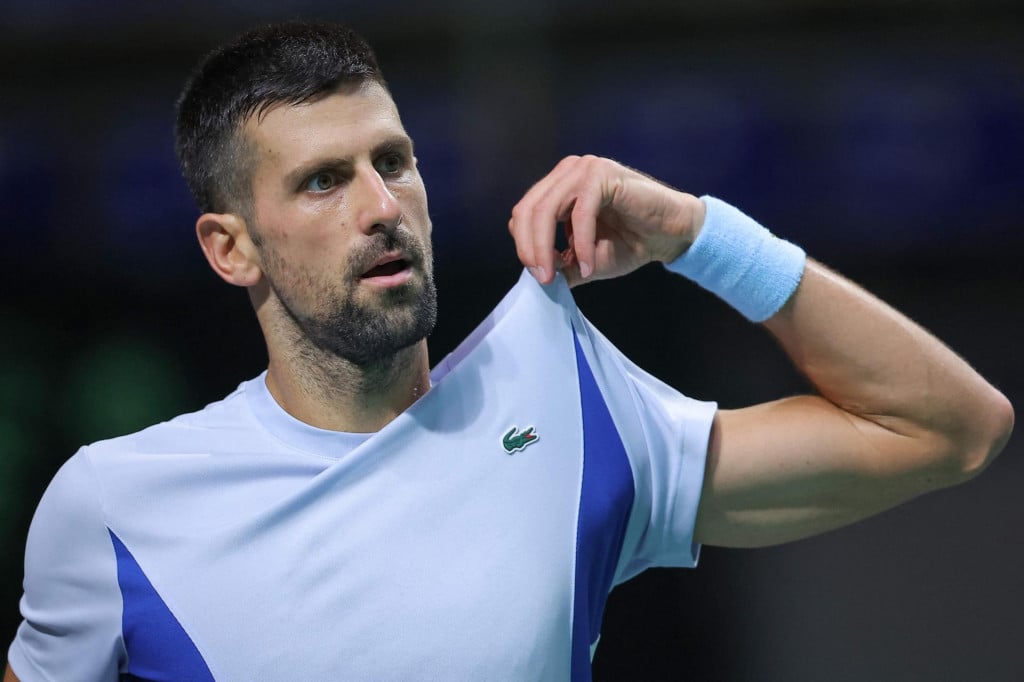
left=359, top=253, right=414, bottom=287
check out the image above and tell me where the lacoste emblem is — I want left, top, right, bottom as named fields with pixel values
left=502, top=426, right=539, bottom=454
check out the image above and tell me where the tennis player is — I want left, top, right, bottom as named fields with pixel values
left=5, top=21, right=1012, bottom=681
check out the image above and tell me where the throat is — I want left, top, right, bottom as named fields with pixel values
left=265, top=340, right=430, bottom=433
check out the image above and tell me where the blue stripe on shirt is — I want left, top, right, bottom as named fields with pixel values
left=570, top=330, right=636, bottom=681
left=109, top=531, right=214, bottom=681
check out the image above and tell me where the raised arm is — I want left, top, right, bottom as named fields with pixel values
left=509, top=155, right=1013, bottom=548
left=698, top=258, right=1012, bottom=546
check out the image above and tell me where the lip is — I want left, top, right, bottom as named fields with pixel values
left=359, top=252, right=414, bottom=288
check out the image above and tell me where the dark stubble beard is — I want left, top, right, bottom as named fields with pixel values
left=263, top=228, right=438, bottom=368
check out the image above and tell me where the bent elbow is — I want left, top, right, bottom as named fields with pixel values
left=957, top=387, right=1014, bottom=481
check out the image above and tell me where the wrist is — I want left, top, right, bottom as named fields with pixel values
left=663, top=196, right=806, bottom=322
left=656, top=193, right=707, bottom=264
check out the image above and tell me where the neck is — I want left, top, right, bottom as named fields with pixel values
left=264, top=338, right=430, bottom=433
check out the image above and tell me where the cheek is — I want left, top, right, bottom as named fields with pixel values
left=257, top=200, right=353, bottom=254
left=400, top=179, right=431, bottom=224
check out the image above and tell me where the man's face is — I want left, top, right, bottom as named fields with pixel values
left=243, top=81, right=436, bottom=366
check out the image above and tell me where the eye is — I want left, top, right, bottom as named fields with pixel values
left=305, top=172, right=336, bottom=193
left=375, top=153, right=404, bottom=175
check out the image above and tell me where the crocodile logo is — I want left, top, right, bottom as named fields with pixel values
left=502, top=426, right=539, bottom=454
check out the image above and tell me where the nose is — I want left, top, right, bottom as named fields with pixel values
left=355, top=166, right=402, bottom=235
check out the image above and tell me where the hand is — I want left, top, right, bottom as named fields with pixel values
left=508, top=155, right=706, bottom=287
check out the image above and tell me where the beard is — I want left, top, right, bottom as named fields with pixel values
left=262, top=227, right=438, bottom=367
left=308, top=269, right=437, bottom=366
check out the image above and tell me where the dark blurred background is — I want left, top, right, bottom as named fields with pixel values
left=1, top=1, right=1022, bottom=679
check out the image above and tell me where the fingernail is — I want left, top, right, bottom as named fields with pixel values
left=579, top=261, right=592, bottom=279
left=529, top=266, right=546, bottom=281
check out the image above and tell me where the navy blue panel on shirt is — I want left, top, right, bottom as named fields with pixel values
left=108, top=531, right=214, bottom=681
left=570, top=330, right=637, bottom=681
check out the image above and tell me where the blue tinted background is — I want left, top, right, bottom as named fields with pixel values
left=1, top=2, right=1021, bottom=679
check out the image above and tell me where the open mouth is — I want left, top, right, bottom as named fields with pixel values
left=359, top=254, right=414, bottom=287
left=361, top=258, right=409, bottom=278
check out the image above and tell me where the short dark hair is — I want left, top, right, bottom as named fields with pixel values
left=175, top=21, right=387, bottom=214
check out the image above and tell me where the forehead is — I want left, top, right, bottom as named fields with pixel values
left=243, top=81, right=406, bottom=169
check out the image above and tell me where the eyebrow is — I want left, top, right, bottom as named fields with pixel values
left=282, top=134, right=415, bottom=189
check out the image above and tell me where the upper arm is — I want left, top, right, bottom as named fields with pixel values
left=693, top=395, right=966, bottom=548
left=8, top=451, right=124, bottom=681
left=692, top=258, right=1014, bottom=549
left=5, top=664, right=21, bottom=682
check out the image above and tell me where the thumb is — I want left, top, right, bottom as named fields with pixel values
left=558, top=247, right=585, bottom=289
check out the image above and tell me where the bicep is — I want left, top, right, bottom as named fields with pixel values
left=5, top=664, right=21, bottom=682
left=693, top=395, right=958, bottom=548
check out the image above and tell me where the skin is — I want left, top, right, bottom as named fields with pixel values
left=197, top=81, right=435, bottom=433
left=507, top=154, right=1014, bottom=547
left=5, top=84, right=1015, bottom=682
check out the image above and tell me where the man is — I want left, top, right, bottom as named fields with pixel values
left=5, top=20, right=1013, bottom=682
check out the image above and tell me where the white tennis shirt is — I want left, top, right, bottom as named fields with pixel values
left=9, top=270, right=715, bottom=681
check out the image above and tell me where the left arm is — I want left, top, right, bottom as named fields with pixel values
left=509, top=155, right=1014, bottom=547
left=698, top=259, right=1012, bottom=546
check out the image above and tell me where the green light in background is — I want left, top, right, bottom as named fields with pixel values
left=61, top=334, right=192, bottom=445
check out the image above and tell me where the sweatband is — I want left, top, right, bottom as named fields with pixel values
left=664, top=195, right=806, bottom=322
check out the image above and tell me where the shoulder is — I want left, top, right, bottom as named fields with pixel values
left=29, top=448, right=107, bottom=535
left=84, top=375, right=264, bottom=460
left=14, top=448, right=126, bottom=679
left=31, top=375, right=271, bottom=533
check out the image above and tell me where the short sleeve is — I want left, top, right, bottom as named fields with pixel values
left=7, top=450, right=125, bottom=682
left=571, top=313, right=717, bottom=584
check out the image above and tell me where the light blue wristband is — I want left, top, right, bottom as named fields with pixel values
left=664, top=195, right=806, bottom=322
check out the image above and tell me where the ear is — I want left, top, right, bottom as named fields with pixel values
left=196, top=212, right=263, bottom=287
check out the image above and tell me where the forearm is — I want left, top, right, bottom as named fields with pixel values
left=667, top=194, right=1013, bottom=479
left=509, top=156, right=1014, bottom=544
left=763, top=259, right=1013, bottom=479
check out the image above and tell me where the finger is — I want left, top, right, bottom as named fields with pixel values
left=509, top=158, right=572, bottom=281
left=559, top=218, right=583, bottom=287
left=545, top=155, right=611, bottom=280
left=566, top=179, right=605, bottom=280
left=510, top=156, right=581, bottom=283
left=508, top=214, right=541, bottom=282
left=522, top=158, right=599, bottom=282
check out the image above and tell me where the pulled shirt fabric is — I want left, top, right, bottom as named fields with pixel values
left=9, top=270, right=715, bottom=681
